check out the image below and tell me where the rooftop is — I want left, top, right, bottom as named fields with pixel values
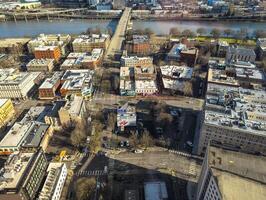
left=160, top=65, right=193, bottom=79
left=207, top=145, right=266, bottom=200
left=26, top=59, right=54, bottom=67
left=132, top=35, right=149, bottom=44
left=39, top=72, right=63, bottom=89
left=61, top=95, right=84, bottom=117
left=228, top=46, right=256, bottom=56
left=0, top=99, right=9, bottom=108
left=0, top=152, right=34, bottom=190
left=72, top=34, right=109, bottom=44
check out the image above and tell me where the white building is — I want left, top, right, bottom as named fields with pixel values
left=196, top=145, right=266, bottom=200
left=26, top=58, right=55, bottom=72
left=0, top=68, right=40, bottom=99
left=38, top=162, right=67, bottom=200
left=117, top=103, right=136, bottom=127
left=121, top=56, right=153, bottom=68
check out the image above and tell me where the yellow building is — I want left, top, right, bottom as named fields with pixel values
left=0, top=99, right=15, bottom=128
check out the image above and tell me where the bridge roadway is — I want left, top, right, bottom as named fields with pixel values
left=104, top=7, right=131, bottom=62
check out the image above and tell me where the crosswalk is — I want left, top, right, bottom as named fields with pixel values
left=76, top=170, right=106, bottom=177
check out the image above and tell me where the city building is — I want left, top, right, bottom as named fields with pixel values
left=126, top=35, right=151, bottom=56
left=38, top=162, right=67, bottom=200
left=0, top=99, right=15, bottom=129
left=27, top=34, right=71, bottom=56
left=167, top=43, right=198, bottom=66
left=120, top=66, right=135, bottom=96
left=225, top=46, right=256, bottom=63
left=159, top=65, right=193, bottom=92
left=256, top=38, right=266, bottom=60
left=0, top=1, right=42, bottom=10
left=117, top=102, right=137, bottom=128
left=26, top=58, right=55, bottom=72
left=39, top=72, right=63, bottom=100
left=196, top=145, right=266, bottom=200
left=61, top=49, right=103, bottom=70
left=121, top=55, right=153, bottom=68
left=0, top=68, right=41, bottom=99
left=0, top=121, right=51, bottom=155
left=144, top=182, right=168, bottom=200
left=0, top=149, right=48, bottom=200
left=197, top=84, right=266, bottom=155
left=96, top=2, right=112, bottom=10
left=60, top=69, right=94, bottom=98
left=0, top=38, right=30, bottom=55
left=34, top=46, right=61, bottom=62
left=58, top=94, right=86, bottom=125
left=72, top=34, right=110, bottom=52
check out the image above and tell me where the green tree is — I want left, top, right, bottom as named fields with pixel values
left=182, top=29, right=196, bottom=38
left=169, top=27, right=180, bottom=37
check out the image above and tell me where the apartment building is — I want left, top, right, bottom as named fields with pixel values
left=0, top=121, right=50, bottom=155
left=26, top=58, right=55, bottom=72
left=120, top=66, right=135, bottom=96
left=225, top=46, right=256, bottom=63
left=167, top=43, right=198, bottom=66
left=126, top=35, right=151, bottom=56
left=72, top=34, right=110, bottom=52
left=27, top=34, right=71, bottom=56
left=197, top=84, right=266, bottom=155
left=159, top=65, right=193, bottom=92
left=0, top=149, right=48, bottom=200
left=0, top=68, right=41, bottom=99
left=34, top=46, right=61, bottom=62
left=38, top=163, right=67, bottom=200
left=121, top=55, right=153, bottom=68
left=39, top=72, right=63, bottom=100
left=61, top=49, right=103, bottom=70
left=256, top=38, right=266, bottom=60
left=196, top=145, right=266, bottom=200
left=60, top=69, right=94, bottom=99
left=58, top=94, right=86, bottom=125
left=0, top=38, right=30, bottom=55
left=0, top=99, right=15, bottom=129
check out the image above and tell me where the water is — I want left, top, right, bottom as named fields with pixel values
left=0, top=19, right=266, bottom=38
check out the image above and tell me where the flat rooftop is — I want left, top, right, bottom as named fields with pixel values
left=0, top=98, right=9, bottom=107
left=73, top=34, right=109, bottom=44
left=0, top=152, right=34, bottom=190
left=160, top=65, right=193, bottom=79
left=39, top=72, right=63, bottom=89
left=208, top=146, right=266, bottom=199
left=27, top=58, right=54, bottom=67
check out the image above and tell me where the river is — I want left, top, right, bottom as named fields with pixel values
left=0, top=19, right=266, bottom=38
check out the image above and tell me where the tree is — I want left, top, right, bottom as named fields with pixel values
left=183, top=81, right=193, bottom=96
left=129, top=132, right=139, bottom=149
left=70, top=120, right=87, bottom=147
left=254, top=29, right=266, bottom=39
left=182, top=29, right=195, bottom=38
left=144, top=28, right=154, bottom=37
left=156, top=112, right=173, bottom=130
left=140, top=129, right=154, bottom=148
left=107, top=112, right=116, bottom=132
left=196, top=28, right=206, bottom=36
left=237, top=28, right=248, bottom=42
left=210, top=28, right=221, bottom=39
left=223, top=28, right=234, bottom=37
left=169, top=27, right=180, bottom=37
left=75, top=178, right=96, bottom=200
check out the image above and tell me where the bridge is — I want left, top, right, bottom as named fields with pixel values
left=104, top=7, right=131, bottom=62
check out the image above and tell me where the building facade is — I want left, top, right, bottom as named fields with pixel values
left=34, top=46, right=61, bottom=62
left=26, top=59, right=55, bottom=72
left=0, top=99, right=15, bottom=129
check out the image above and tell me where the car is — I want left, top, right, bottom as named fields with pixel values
left=186, top=141, right=193, bottom=147
left=133, top=149, right=143, bottom=154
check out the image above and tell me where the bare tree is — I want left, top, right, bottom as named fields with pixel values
left=210, top=28, right=221, bottom=39
left=129, top=132, right=139, bottom=149
left=75, top=178, right=96, bottom=200
left=107, top=112, right=116, bottom=132
left=223, top=29, right=234, bottom=37
left=169, top=27, right=180, bottom=37
left=254, top=29, right=266, bottom=39
left=140, top=129, right=154, bottom=148
left=183, top=81, right=193, bottom=96
left=182, top=29, right=196, bottom=38
left=196, top=28, right=206, bottom=36
left=70, top=120, right=87, bottom=147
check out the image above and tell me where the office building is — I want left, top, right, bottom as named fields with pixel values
left=0, top=149, right=48, bottom=200
left=34, top=46, right=61, bottom=62
left=58, top=94, right=86, bottom=125
left=38, top=162, right=67, bottom=200
left=0, top=121, right=51, bottom=155
left=39, top=72, right=63, bottom=100
left=60, top=69, right=94, bottom=98
left=0, top=69, right=41, bottom=99
left=0, top=99, right=15, bottom=129
left=26, top=58, right=55, bottom=72
left=196, top=145, right=266, bottom=200
left=197, top=84, right=266, bottom=155
left=226, top=46, right=256, bottom=63
left=72, top=34, right=110, bottom=52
